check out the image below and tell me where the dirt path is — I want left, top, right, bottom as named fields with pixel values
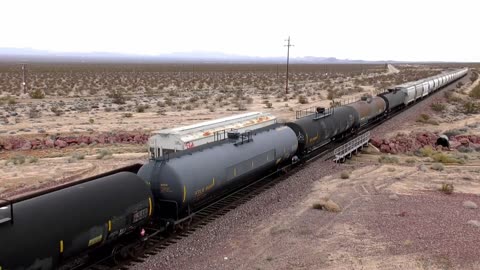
left=387, top=64, right=400, bottom=74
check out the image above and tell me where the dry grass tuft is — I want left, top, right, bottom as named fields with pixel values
left=419, top=146, right=464, bottom=164
left=378, top=155, right=399, bottom=164
left=439, top=183, right=454, bottom=195
left=312, top=199, right=342, bottom=213
left=96, top=149, right=113, bottom=159
left=340, top=171, right=350, bottom=179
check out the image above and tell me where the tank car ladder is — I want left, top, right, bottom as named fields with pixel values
left=0, top=199, right=14, bottom=225
left=333, top=132, right=370, bottom=163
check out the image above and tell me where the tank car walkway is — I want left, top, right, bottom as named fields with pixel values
left=333, top=132, right=371, bottom=163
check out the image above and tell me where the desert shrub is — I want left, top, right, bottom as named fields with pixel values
left=234, top=101, right=247, bottom=111
left=378, top=155, right=399, bottom=164
left=7, top=155, right=26, bottom=165
left=439, top=183, right=454, bottom=194
left=27, top=156, right=38, bottom=163
left=432, top=152, right=464, bottom=164
left=417, top=145, right=463, bottom=163
left=457, top=146, right=474, bottom=153
left=327, top=91, right=336, bottom=100
left=88, top=118, right=95, bottom=124
left=470, top=72, right=479, bottom=83
left=418, top=113, right=430, bottom=121
left=444, top=91, right=462, bottom=103
left=184, top=104, right=193, bottom=110
left=96, top=149, right=112, bottom=159
left=136, top=104, right=148, bottom=113
left=71, top=152, right=85, bottom=160
left=108, top=90, right=125, bottom=104
left=164, top=98, right=175, bottom=106
left=417, top=145, right=435, bottom=157
left=0, top=96, right=17, bottom=105
left=416, top=113, right=438, bottom=125
left=264, top=101, right=273, bottom=108
left=298, top=95, right=308, bottom=104
left=50, top=106, right=63, bottom=116
left=30, top=89, right=45, bottom=99
left=157, top=101, right=166, bottom=107
left=462, top=101, right=480, bottom=114
left=430, top=102, right=446, bottom=112
left=123, top=112, right=133, bottom=118
left=444, top=128, right=467, bottom=138
left=469, top=82, right=479, bottom=97
left=405, top=158, right=416, bottom=164
left=430, top=163, right=444, bottom=171
left=28, top=107, right=41, bottom=118
left=189, top=96, right=199, bottom=103
left=340, top=171, right=350, bottom=179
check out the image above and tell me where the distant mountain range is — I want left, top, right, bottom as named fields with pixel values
left=0, top=47, right=394, bottom=64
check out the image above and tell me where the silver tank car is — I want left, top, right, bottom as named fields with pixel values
left=345, top=96, right=386, bottom=126
left=0, top=171, right=153, bottom=270
left=137, top=124, right=298, bottom=220
left=286, top=106, right=359, bottom=153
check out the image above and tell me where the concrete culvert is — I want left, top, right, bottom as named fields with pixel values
left=436, top=134, right=450, bottom=148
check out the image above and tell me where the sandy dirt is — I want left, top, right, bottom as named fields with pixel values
left=2, top=63, right=433, bottom=197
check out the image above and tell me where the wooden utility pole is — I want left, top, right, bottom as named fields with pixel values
left=22, top=64, right=27, bottom=94
left=284, top=36, right=294, bottom=94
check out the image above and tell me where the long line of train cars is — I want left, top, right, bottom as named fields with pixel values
left=0, top=68, right=468, bottom=270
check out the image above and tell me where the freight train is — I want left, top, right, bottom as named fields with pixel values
left=0, top=68, right=468, bottom=270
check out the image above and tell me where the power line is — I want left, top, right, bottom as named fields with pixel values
left=284, top=36, right=294, bottom=95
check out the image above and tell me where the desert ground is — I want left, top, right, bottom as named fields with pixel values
left=132, top=67, right=480, bottom=270
left=1, top=62, right=480, bottom=268
left=0, top=63, right=452, bottom=198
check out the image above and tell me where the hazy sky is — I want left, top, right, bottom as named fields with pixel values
left=1, top=0, right=478, bottom=61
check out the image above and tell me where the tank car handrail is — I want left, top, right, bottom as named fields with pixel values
left=296, top=106, right=335, bottom=120
left=234, top=130, right=253, bottom=146
left=154, top=124, right=283, bottom=161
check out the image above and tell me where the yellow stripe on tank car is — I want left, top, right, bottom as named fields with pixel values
left=183, top=185, right=187, bottom=203
left=60, top=240, right=64, bottom=253
left=108, top=220, right=112, bottom=232
left=148, top=197, right=153, bottom=216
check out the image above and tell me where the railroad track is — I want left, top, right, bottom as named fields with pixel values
left=80, top=76, right=464, bottom=270
left=81, top=144, right=333, bottom=269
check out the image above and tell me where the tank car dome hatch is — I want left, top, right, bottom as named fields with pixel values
left=316, top=107, right=325, bottom=113
left=227, top=130, right=240, bottom=139
left=148, top=112, right=277, bottom=158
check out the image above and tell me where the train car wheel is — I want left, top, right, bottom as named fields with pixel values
left=112, top=244, right=129, bottom=264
